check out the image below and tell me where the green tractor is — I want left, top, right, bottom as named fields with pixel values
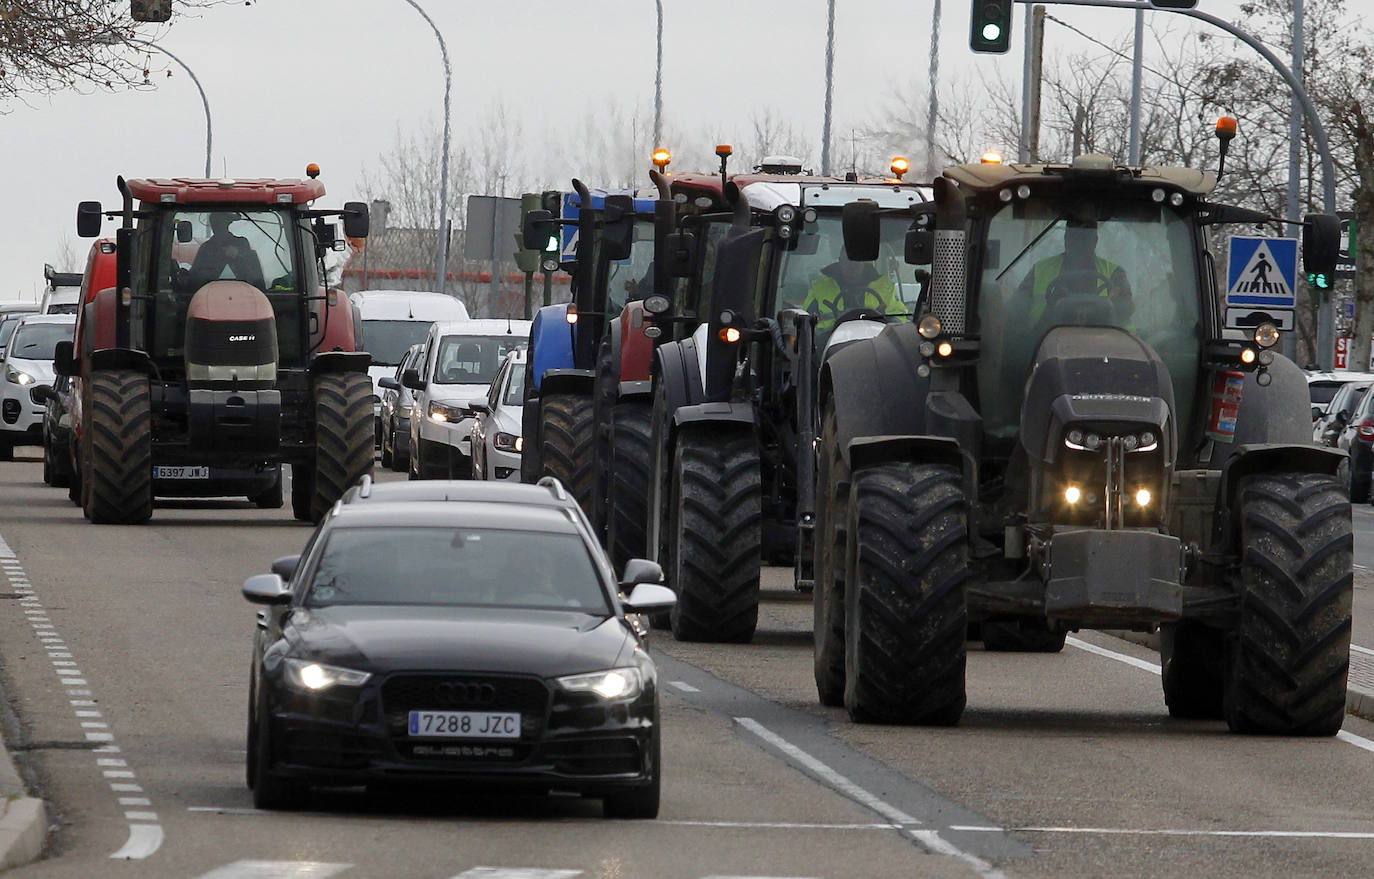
left=819, top=151, right=1349, bottom=735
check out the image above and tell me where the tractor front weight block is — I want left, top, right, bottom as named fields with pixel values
left=1045, top=530, right=1183, bottom=626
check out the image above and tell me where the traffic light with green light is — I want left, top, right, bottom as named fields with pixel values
left=970, top=0, right=1014, bottom=54
left=1303, top=212, right=1340, bottom=292
left=1307, top=271, right=1332, bottom=290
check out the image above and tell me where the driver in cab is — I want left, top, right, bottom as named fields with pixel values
left=1017, top=220, right=1133, bottom=325
left=800, top=253, right=906, bottom=334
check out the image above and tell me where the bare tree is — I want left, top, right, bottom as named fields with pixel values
left=0, top=1, right=229, bottom=104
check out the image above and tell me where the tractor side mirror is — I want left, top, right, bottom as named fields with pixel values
left=176, top=220, right=194, bottom=244
left=841, top=199, right=881, bottom=262
left=341, top=202, right=369, bottom=239
left=601, top=195, right=635, bottom=262
left=401, top=368, right=424, bottom=391
left=905, top=228, right=934, bottom=265
left=1303, top=212, right=1340, bottom=284
left=522, top=209, right=555, bottom=252
left=663, top=232, right=697, bottom=278
left=52, top=340, right=75, bottom=377
left=77, top=201, right=103, bottom=238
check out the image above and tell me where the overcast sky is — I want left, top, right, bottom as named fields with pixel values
left=0, top=0, right=1248, bottom=299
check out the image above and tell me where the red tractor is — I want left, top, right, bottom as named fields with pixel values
left=57, top=169, right=373, bottom=523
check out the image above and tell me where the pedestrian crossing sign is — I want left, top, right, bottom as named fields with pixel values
left=1226, top=235, right=1297, bottom=309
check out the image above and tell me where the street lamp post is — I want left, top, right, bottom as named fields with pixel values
left=125, top=38, right=212, bottom=177
left=401, top=0, right=453, bottom=297
left=653, top=0, right=663, bottom=148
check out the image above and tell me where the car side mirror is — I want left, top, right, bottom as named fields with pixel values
left=243, top=573, right=291, bottom=605
left=342, top=202, right=369, bottom=239
left=621, top=581, right=675, bottom=614
left=31, top=386, right=57, bottom=405
left=270, top=555, right=301, bottom=581
left=1312, top=406, right=1323, bottom=421
left=620, top=558, right=664, bottom=587
left=402, top=368, right=424, bottom=391
left=378, top=376, right=400, bottom=391
left=52, top=340, right=75, bottom=377
left=468, top=399, right=491, bottom=414
left=77, top=201, right=103, bottom=238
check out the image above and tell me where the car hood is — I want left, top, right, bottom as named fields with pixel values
left=6, top=358, right=55, bottom=384
left=289, top=605, right=635, bottom=676
left=428, top=384, right=489, bottom=407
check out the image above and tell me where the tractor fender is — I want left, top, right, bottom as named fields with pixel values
left=1212, top=442, right=1347, bottom=552
left=540, top=368, right=596, bottom=398
left=308, top=350, right=371, bottom=376
left=847, top=435, right=964, bottom=473
left=819, top=322, right=929, bottom=468
left=618, top=380, right=653, bottom=402
left=653, top=337, right=704, bottom=418
left=89, top=347, right=154, bottom=376
left=530, top=303, right=575, bottom=390
left=607, top=314, right=623, bottom=383
left=618, top=299, right=655, bottom=384
left=672, top=400, right=756, bottom=431
left=311, top=287, right=361, bottom=353
left=1227, top=354, right=1314, bottom=446
left=77, top=287, right=119, bottom=359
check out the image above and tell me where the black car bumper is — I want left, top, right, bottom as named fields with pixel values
left=261, top=672, right=656, bottom=794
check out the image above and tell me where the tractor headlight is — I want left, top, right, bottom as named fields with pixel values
left=1064, top=485, right=1082, bottom=504
left=1064, top=431, right=1102, bottom=451
left=1135, top=489, right=1152, bottom=507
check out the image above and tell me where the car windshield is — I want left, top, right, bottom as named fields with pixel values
left=975, top=197, right=1203, bottom=439
left=9, top=323, right=72, bottom=360
left=364, top=320, right=435, bottom=367
left=503, top=362, right=527, bottom=406
left=604, top=218, right=656, bottom=315
left=0, top=315, right=32, bottom=347
left=304, top=526, right=610, bottom=612
left=776, top=213, right=918, bottom=350
left=434, top=335, right=528, bottom=385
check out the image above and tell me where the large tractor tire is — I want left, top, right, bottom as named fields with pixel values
left=606, top=400, right=652, bottom=573
left=844, top=462, right=967, bottom=725
left=1224, top=472, right=1352, bottom=736
left=86, top=370, right=153, bottom=525
left=1160, top=621, right=1226, bottom=720
left=591, top=339, right=618, bottom=536
left=981, top=619, right=1067, bottom=653
left=538, top=392, right=596, bottom=518
left=666, top=428, right=761, bottom=643
left=813, top=403, right=849, bottom=706
left=305, top=372, right=373, bottom=522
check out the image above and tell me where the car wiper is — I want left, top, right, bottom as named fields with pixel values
left=996, top=213, right=1067, bottom=282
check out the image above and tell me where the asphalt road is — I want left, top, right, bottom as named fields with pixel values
left=2, top=455, right=1374, bottom=878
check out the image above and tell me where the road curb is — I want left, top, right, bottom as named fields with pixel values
left=1103, top=629, right=1374, bottom=723
left=0, top=796, right=46, bottom=871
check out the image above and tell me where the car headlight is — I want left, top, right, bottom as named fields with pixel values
left=428, top=401, right=465, bottom=423
left=282, top=658, right=371, bottom=692
left=494, top=431, right=521, bottom=452
left=6, top=368, right=33, bottom=386
left=555, top=667, right=643, bottom=701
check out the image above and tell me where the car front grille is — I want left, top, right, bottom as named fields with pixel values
left=380, top=673, right=550, bottom=744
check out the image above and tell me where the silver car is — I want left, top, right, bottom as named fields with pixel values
left=378, top=343, right=425, bottom=472
left=469, top=348, right=526, bottom=481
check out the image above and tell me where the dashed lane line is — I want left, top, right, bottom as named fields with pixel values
left=0, top=533, right=163, bottom=860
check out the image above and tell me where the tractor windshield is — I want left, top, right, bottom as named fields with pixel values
left=149, top=208, right=302, bottom=365
left=776, top=213, right=918, bottom=350
left=975, top=196, right=1203, bottom=440
left=603, top=217, right=656, bottom=316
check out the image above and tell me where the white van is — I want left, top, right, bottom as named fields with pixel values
left=404, top=318, right=530, bottom=479
left=349, top=290, right=470, bottom=444
left=40, top=265, right=82, bottom=315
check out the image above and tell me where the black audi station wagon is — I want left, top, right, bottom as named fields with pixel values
left=242, top=481, right=674, bottom=818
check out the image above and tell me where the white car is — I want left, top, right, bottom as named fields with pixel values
left=404, top=318, right=530, bottom=479
left=0, top=313, right=75, bottom=460
left=470, top=348, right=527, bottom=481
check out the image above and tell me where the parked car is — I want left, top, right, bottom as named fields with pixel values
left=241, top=480, right=674, bottom=815
left=351, top=290, right=471, bottom=446
left=1337, top=386, right=1374, bottom=502
left=404, top=319, right=530, bottom=479
left=1314, top=381, right=1372, bottom=445
left=470, top=348, right=526, bottom=482
left=35, top=373, right=75, bottom=488
left=0, top=314, right=75, bottom=461
left=378, top=343, right=425, bottom=472
left=1308, top=370, right=1374, bottom=420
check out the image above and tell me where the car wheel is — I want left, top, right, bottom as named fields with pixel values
left=251, top=697, right=309, bottom=810
left=380, top=419, right=393, bottom=468
left=250, top=471, right=284, bottom=510
left=602, top=724, right=660, bottom=819
left=41, top=444, right=52, bottom=485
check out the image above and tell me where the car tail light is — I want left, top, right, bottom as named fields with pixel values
left=1357, top=418, right=1374, bottom=440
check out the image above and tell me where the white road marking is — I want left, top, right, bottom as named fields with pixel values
left=661, top=820, right=897, bottom=830
left=103, top=770, right=136, bottom=779
left=109, top=823, right=163, bottom=860
left=669, top=680, right=701, bottom=693
left=1072, top=634, right=1374, bottom=759
left=733, top=717, right=920, bottom=826
left=904, top=828, right=1012, bottom=879
left=449, top=870, right=582, bottom=879
left=97, top=758, right=126, bottom=766
left=119, top=797, right=151, bottom=807
left=110, top=783, right=143, bottom=792
left=999, top=825, right=1374, bottom=839
left=701, top=876, right=821, bottom=879
left=85, top=732, right=114, bottom=742
left=124, top=811, right=158, bottom=821
left=1351, top=644, right=1374, bottom=657
left=194, top=863, right=353, bottom=879
left=1066, top=636, right=1161, bottom=674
